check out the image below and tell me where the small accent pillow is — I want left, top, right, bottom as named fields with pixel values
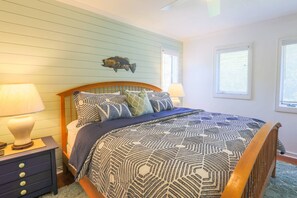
left=125, top=90, right=154, bottom=116
left=150, top=98, right=174, bottom=112
left=147, top=92, right=174, bottom=111
left=73, top=91, right=126, bottom=127
left=96, top=102, right=132, bottom=122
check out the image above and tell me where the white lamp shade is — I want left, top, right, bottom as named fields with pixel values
left=0, top=84, right=45, bottom=117
left=168, top=83, right=185, bottom=97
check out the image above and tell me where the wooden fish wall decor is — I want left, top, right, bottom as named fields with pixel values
left=102, top=56, right=136, bottom=73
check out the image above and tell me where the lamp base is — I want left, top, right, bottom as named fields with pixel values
left=0, top=142, right=7, bottom=149
left=171, top=97, right=181, bottom=107
left=12, top=141, right=34, bottom=150
left=7, top=115, right=35, bottom=150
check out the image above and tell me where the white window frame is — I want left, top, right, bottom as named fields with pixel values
left=275, top=37, right=297, bottom=113
left=161, top=48, right=179, bottom=91
left=213, top=43, right=253, bottom=100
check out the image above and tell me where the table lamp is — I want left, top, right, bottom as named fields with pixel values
left=168, top=83, right=185, bottom=107
left=0, top=84, right=44, bottom=150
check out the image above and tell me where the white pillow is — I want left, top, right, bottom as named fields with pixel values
left=66, top=120, right=86, bottom=154
left=67, top=120, right=79, bottom=131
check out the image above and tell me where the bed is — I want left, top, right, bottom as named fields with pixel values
left=58, top=81, right=281, bottom=198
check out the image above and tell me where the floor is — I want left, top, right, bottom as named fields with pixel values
left=57, top=170, right=74, bottom=188
left=57, top=155, right=297, bottom=189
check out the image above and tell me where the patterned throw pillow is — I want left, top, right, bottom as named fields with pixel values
left=147, top=92, right=171, bottom=100
left=96, top=102, right=132, bottom=122
left=125, top=90, right=154, bottom=116
left=147, top=92, right=174, bottom=112
left=150, top=98, right=174, bottom=112
left=73, top=91, right=126, bottom=127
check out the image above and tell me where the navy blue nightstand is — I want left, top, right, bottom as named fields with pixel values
left=0, top=136, right=58, bottom=198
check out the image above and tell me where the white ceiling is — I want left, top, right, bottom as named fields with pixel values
left=57, top=0, right=297, bottom=40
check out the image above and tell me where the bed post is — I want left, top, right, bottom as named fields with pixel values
left=57, top=93, right=69, bottom=173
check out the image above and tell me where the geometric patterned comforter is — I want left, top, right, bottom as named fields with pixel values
left=78, top=110, right=266, bottom=197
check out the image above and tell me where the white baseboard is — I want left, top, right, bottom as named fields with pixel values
left=283, top=151, right=297, bottom=159
left=57, top=165, right=63, bottom=174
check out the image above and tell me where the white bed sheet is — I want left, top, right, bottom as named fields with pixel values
left=67, top=120, right=84, bottom=155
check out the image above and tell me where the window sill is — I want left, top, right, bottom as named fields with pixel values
left=213, top=93, right=251, bottom=100
left=275, top=105, right=297, bottom=114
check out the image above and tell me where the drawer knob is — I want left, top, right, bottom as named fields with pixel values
left=20, top=181, right=26, bottom=186
left=19, top=172, right=26, bottom=178
left=20, top=190, right=27, bottom=195
left=19, top=162, right=25, bottom=168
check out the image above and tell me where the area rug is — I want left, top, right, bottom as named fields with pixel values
left=264, top=161, right=297, bottom=198
left=41, top=182, right=87, bottom=198
left=41, top=161, right=297, bottom=198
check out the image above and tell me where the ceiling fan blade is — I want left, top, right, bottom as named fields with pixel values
left=161, top=0, right=189, bottom=11
left=206, top=0, right=220, bottom=17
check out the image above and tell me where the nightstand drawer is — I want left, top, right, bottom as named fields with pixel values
left=0, top=170, right=51, bottom=193
left=0, top=178, right=51, bottom=198
left=0, top=160, right=51, bottom=185
left=0, top=153, right=50, bottom=176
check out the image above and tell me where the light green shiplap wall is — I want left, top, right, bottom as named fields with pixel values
left=0, top=0, right=182, bottom=166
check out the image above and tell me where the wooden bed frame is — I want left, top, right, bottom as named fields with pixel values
left=58, top=81, right=281, bottom=198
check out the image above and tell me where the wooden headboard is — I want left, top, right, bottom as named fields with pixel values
left=57, top=81, right=162, bottom=154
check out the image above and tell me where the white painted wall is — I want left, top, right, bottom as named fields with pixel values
left=183, top=14, right=297, bottom=157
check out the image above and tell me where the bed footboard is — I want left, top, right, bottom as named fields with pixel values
left=222, top=122, right=281, bottom=198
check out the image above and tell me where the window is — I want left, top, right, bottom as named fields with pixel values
left=276, top=38, right=297, bottom=113
left=214, top=44, right=252, bottom=99
left=161, top=49, right=179, bottom=91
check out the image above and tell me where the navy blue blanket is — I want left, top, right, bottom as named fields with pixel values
left=69, top=108, right=199, bottom=176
